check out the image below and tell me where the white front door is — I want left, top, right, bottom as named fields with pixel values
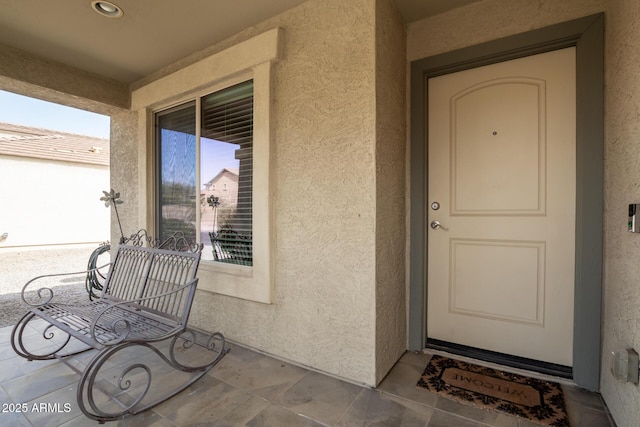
left=426, top=47, right=576, bottom=367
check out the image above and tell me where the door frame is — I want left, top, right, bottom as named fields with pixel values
left=408, top=14, right=604, bottom=391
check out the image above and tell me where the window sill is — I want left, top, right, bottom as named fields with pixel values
left=199, top=259, right=252, bottom=277
left=197, top=256, right=271, bottom=303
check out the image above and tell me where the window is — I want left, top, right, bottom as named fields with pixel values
left=156, top=80, right=253, bottom=266
left=134, top=28, right=278, bottom=302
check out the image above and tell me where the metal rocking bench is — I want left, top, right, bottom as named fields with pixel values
left=10, top=232, right=229, bottom=423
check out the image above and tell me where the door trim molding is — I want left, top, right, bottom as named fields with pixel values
left=408, top=13, right=604, bottom=391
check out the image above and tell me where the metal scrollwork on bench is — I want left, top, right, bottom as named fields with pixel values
left=123, top=229, right=203, bottom=253
left=76, top=327, right=227, bottom=422
left=85, top=230, right=203, bottom=301
left=11, top=231, right=227, bottom=423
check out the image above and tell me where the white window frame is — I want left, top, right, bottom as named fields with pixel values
left=131, top=28, right=281, bottom=303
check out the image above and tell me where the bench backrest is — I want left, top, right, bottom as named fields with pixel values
left=101, top=245, right=201, bottom=326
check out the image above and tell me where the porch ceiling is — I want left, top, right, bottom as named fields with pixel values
left=0, top=0, right=480, bottom=84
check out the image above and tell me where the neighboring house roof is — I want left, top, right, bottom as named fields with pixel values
left=204, top=167, right=239, bottom=187
left=0, top=122, right=109, bottom=166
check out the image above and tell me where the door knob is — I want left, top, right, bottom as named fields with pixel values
left=430, top=221, right=448, bottom=231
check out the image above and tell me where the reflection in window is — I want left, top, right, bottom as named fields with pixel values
left=156, top=101, right=197, bottom=243
left=202, top=81, right=253, bottom=265
left=156, top=81, right=253, bottom=266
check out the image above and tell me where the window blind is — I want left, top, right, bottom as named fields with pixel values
left=201, top=81, right=253, bottom=266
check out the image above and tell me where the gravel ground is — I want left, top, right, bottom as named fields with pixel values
left=0, top=245, right=111, bottom=328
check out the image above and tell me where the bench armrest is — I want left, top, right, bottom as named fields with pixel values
left=90, top=277, right=199, bottom=346
left=20, top=263, right=112, bottom=307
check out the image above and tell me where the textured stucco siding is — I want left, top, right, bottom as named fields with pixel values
left=0, top=156, right=109, bottom=246
left=109, top=108, right=141, bottom=239
left=106, top=0, right=409, bottom=387
left=180, top=0, right=381, bottom=386
left=600, top=1, right=640, bottom=426
left=374, top=0, right=407, bottom=384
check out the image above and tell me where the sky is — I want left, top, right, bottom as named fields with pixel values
left=0, top=90, right=110, bottom=139
left=201, top=139, right=239, bottom=186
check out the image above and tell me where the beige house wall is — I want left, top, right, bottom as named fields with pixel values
left=0, top=155, right=109, bottom=247
left=121, top=0, right=406, bottom=387
left=601, top=1, right=640, bottom=426
left=374, top=0, right=407, bottom=384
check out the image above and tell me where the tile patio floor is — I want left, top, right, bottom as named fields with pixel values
left=0, top=322, right=615, bottom=426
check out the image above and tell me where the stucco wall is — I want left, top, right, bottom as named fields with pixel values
left=108, top=109, right=140, bottom=241
left=121, top=0, right=408, bottom=387
left=0, top=156, right=109, bottom=247
left=600, top=2, right=640, bottom=426
left=374, top=0, right=407, bottom=384
left=189, top=0, right=379, bottom=385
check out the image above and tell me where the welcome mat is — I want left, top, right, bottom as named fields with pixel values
left=417, top=355, right=570, bottom=426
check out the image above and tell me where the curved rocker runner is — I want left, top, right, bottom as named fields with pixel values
left=10, top=231, right=229, bottom=423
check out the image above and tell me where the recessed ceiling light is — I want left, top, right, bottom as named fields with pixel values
left=91, top=1, right=123, bottom=18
